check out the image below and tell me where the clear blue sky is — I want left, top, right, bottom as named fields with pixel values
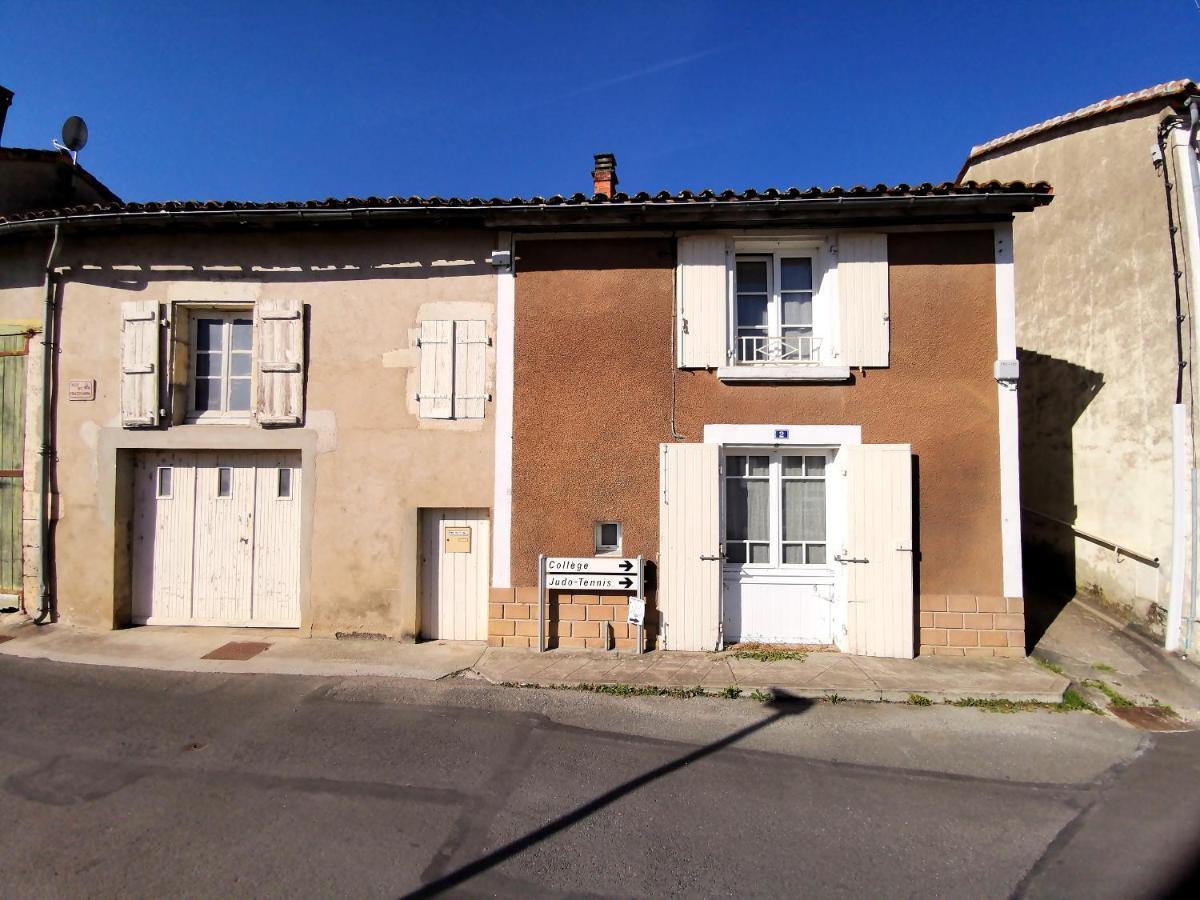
left=1, top=1, right=1196, bottom=202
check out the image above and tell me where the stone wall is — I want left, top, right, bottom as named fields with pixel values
left=919, top=595, right=1025, bottom=657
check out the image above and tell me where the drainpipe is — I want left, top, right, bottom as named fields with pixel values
left=34, top=223, right=61, bottom=624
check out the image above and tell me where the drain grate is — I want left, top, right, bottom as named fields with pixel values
left=202, top=641, right=271, bottom=661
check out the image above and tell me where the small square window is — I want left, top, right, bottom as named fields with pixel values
left=156, top=467, right=172, bottom=499
left=595, top=522, right=622, bottom=555
left=277, top=467, right=292, bottom=499
left=217, top=467, right=233, bottom=498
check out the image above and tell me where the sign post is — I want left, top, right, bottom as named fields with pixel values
left=541, top=556, right=645, bottom=654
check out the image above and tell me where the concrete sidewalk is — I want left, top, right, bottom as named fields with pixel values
left=0, top=616, right=1068, bottom=702
left=475, top=647, right=1068, bottom=703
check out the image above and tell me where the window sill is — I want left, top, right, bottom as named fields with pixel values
left=716, top=365, right=851, bottom=383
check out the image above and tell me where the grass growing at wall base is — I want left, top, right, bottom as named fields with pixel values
left=950, top=689, right=1098, bottom=714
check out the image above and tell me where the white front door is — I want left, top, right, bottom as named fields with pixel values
left=721, top=449, right=836, bottom=645
left=132, top=450, right=302, bottom=627
left=420, top=509, right=490, bottom=640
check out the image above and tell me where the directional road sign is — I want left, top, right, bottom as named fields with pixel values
left=545, top=557, right=641, bottom=576
left=545, top=573, right=638, bottom=591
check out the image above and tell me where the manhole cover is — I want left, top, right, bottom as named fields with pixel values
left=202, top=641, right=271, bottom=661
left=1110, top=706, right=1192, bottom=732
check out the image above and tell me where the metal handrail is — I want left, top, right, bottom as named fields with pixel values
left=736, top=334, right=821, bottom=364
left=1022, top=507, right=1160, bottom=568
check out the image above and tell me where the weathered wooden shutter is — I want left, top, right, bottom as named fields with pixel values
left=675, top=235, right=730, bottom=369
left=255, top=298, right=305, bottom=426
left=453, top=320, right=488, bottom=419
left=838, top=232, right=890, bottom=367
left=121, top=300, right=160, bottom=427
left=658, top=442, right=721, bottom=650
left=842, top=443, right=914, bottom=658
left=419, top=320, right=454, bottom=419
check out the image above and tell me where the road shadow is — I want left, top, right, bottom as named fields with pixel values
left=401, top=693, right=813, bottom=898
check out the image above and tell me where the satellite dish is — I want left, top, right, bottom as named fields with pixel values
left=61, top=116, right=88, bottom=152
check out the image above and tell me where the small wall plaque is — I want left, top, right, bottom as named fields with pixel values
left=68, top=379, right=95, bottom=401
left=444, top=526, right=471, bottom=554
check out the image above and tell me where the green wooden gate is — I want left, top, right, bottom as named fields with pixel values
left=0, top=332, right=28, bottom=598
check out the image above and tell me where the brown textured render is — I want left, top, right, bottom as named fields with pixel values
left=503, top=232, right=1020, bottom=655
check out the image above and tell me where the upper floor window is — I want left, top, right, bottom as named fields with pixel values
left=734, top=255, right=818, bottom=364
left=189, top=311, right=253, bottom=421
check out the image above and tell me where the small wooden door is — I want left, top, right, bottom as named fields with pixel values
left=658, top=443, right=722, bottom=651
left=420, top=508, right=490, bottom=640
left=842, top=443, right=914, bottom=658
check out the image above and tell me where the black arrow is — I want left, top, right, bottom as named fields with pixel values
left=619, top=577, right=633, bottom=589
left=619, top=560, right=633, bottom=571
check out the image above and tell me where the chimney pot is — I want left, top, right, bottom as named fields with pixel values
left=592, top=152, right=618, bottom=198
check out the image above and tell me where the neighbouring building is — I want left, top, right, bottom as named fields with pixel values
left=0, top=148, right=1051, bottom=659
left=488, top=158, right=1052, bottom=658
left=960, top=79, right=1200, bottom=653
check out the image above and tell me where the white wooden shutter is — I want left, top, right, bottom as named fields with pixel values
left=675, top=235, right=731, bottom=368
left=121, top=299, right=160, bottom=427
left=658, top=442, right=721, bottom=650
left=838, top=232, right=890, bottom=367
left=842, top=443, right=914, bottom=658
left=255, top=298, right=305, bottom=425
left=453, top=320, right=488, bottom=419
left=419, top=320, right=453, bottom=419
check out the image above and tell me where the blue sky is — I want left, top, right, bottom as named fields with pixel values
left=1, top=1, right=1196, bottom=202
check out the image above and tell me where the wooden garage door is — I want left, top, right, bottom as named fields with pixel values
left=132, top=450, right=302, bottom=627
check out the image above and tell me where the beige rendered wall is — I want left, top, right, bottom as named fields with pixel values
left=0, top=226, right=498, bottom=638
left=965, top=103, right=1182, bottom=630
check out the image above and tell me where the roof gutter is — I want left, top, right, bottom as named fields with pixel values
left=0, top=192, right=1053, bottom=237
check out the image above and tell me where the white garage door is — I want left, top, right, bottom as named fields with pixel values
left=132, top=450, right=302, bottom=627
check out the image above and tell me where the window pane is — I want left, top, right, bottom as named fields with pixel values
left=725, top=478, right=769, bottom=542
left=195, top=377, right=222, bottom=411
left=805, top=456, right=826, bottom=477
left=726, top=543, right=746, bottom=564
left=807, top=544, right=827, bottom=565
left=748, top=543, right=770, bottom=564
left=780, top=258, right=812, bottom=291
left=736, top=260, right=768, bottom=293
left=231, top=319, right=253, bottom=351
left=217, top=467, right=232, bottom=498
left=782, top=293, right=812, bottom=326
left=156, top=467, right=172, bottom=498
left=748, top=455, right=769, bottom=476
left=278, top=467, right=292, bottom=499
left=196, top=319, right=223, bottom=352
left=228, top=378, right=251, bottom=411
left=783, top=479, right=826, bottom=542
left=195, top=352, right=220, bottom=378
left=726, top=455, right=745, bottom=476
left=726, top=479, right=748, bottom=541
left=783, top=544, right=804, bottom=565
left=600, top=523, right=618, bottom=547
left=229, top=353, right=252, bottom=377
left=782, top=456, right=804, bottom=476
left=737, top=295, right=768, bottom=329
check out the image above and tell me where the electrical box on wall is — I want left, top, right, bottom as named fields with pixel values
left=994, top=358, right=1020, bottom=383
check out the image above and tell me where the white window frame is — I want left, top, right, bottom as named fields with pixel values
left=731, top=252, right=821, bottom=365
left=594, top=521, right=622, bottom=556
left=721, top=448, right=832, bottom=574
left=186, top=308, right=255, bottom=423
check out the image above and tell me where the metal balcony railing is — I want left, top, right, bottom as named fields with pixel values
left=736, top=334, right=822, bottom=364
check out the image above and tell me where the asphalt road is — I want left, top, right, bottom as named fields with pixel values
left=0, top=656, right=1197, bottom=898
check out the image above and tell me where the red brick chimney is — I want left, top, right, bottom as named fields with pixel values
left=592, top=153, right=617, bottom=198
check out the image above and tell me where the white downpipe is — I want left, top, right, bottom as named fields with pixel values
left=1167, top=403, right=1188, bottom=652
left=993, top=224, right=1023, bottom=599
left=490, top=232, right=515, bottom=589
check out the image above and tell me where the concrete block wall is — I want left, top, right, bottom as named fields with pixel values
left=919, top=595, right=1025, bottom=657
left=487, top=589, right=656, bottom=650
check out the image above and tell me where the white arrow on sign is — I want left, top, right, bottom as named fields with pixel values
left=545, top=557, right=641, bottom=575
left=546, top=573, right=638, bottom=591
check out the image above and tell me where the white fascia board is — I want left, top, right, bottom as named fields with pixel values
left=490, top=232, right=515, bottom=588
left=994, top=223, right=1023, bottom=598
left=703, top=424, right=862, bottom=446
